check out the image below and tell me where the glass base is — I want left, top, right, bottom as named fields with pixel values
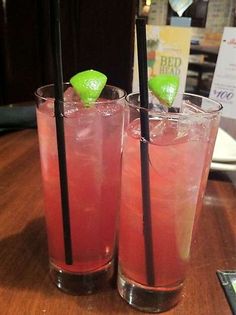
left=50, top=260, right=114, bottom=295
left=117, top=269, right=183, bottom=313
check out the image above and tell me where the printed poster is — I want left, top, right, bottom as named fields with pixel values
left=132, top=25, right=192, bottom=95
left=210, top=27, right=236, bottom=119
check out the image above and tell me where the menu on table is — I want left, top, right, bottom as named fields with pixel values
left=132, top=25, right=191, bottom=96
left=210, top=27, right=236, bottom=119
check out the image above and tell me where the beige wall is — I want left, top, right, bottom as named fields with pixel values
left=206, top=0, right=234, bottom=32
left=148, top=0, right=168, bottom=25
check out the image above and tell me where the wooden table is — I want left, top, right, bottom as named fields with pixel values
left=0, top=129, right=236, bottom=315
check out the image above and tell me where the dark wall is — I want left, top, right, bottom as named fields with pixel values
left=0, top=0, right=136, bottom=105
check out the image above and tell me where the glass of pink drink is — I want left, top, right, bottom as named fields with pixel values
left=35, top=83, right=126, bottom=294
left=118, top=92, right=222, bottom=312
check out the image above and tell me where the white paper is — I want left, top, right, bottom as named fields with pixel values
left=210, top=27, right=236, bottom=119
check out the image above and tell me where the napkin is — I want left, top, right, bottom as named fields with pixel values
left=169, top=0, right=193, bottom=17
left=212, top=128, right=236, bottom=163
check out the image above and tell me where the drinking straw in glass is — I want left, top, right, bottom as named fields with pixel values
left=135, top=17, right=155, bottom=287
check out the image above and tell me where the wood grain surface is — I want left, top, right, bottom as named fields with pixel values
left=0, top=129, right=235, bottom=315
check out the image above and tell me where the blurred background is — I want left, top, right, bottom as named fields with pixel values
left=0, top=0, right=136, bottom=105
left=1, top=0, right=236, bottom=105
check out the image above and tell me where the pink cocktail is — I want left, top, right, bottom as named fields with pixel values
left=36, top=84, right=125, bottom=294
left=118, top=93, right=222, bottom=312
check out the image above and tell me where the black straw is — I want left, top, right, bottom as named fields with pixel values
left=49, top=0, right=73, bottom=264
left=136, top=18, right=155, bottom=286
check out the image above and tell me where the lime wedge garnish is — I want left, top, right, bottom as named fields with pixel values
left=148, top=74, right=179, bottom=107
left=70, top=70, right=107, bottom=107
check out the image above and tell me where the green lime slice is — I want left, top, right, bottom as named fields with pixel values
left=148, top=74, right=179, bottom=107
left=70, top=70, right=107, bottom=107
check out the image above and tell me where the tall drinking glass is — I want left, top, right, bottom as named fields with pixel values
left=35, top=83, right=126, bottom=294
left=118, top=93, right=222, bottom=312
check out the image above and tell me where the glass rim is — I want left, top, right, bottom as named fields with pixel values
left=35, top=82, right=127, bottom=104
left=126, top=92, right=223, bottom=115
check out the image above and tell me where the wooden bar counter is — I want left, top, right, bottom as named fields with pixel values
left=0, top=129, right=235, bottom=315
